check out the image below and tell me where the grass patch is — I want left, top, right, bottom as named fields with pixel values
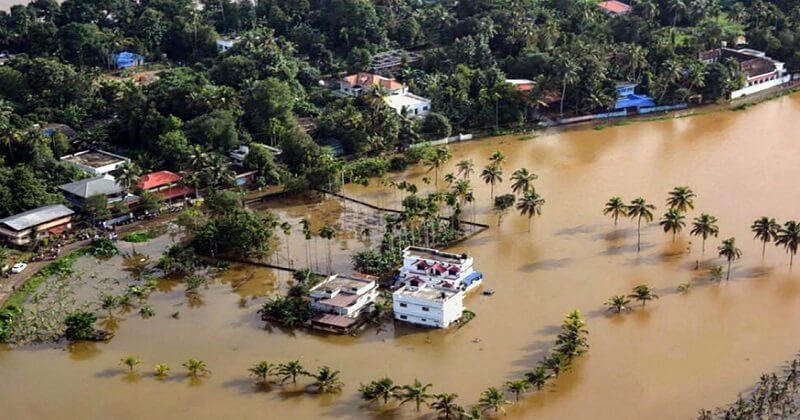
left=731, top=102, right=754, bottom=111
left=593, top=121, right=630, bottom=130
left=2, top=250, right=86, bottom=310
left=122, top=228, right=164, bottom=243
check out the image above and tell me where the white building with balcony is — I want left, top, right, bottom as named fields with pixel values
left=393, top=283, right=463, bottom=328
left=395, top=246, right=483, bottom=293
left=338, top=73, right=432, bottom=118
left=310, top=273, right=378, bottom=315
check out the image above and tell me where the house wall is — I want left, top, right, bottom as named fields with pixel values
left=731, top=74, right=792, bottom=99
left=0, top=217, right=72, bottom=245
left=312, top=287, right=379, bottom=317
left=393, top=290, right=464, bottom=328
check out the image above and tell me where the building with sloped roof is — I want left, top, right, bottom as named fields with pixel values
left=59, top=175, right=137, bottom=209
left=339, top=73, right=432, bottom=118
left=136, top=170, right=194, bottom=201
left=0, top=204, right=74, bottom=245
left=598, top=1, right=632, bottom=15
left=699, top=47, right=791, bottom=99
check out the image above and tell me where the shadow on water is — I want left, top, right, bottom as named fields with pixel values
left=518, top=258, right=573, bottom=273
left=601, top=242, right=655, bottom=256
left=67, top=341, right=101, bottom=361
left=591, top=227, right=637, bottom=242
left=555, top=224, right=604, bottom=237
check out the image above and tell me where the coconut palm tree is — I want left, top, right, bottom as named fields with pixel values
left=480, top=164, right=503, bottom=199
left=775, top=221, right=800, bottom=268
left=360, top=377, right=400, bottom=405
left=541, top=353, right=566, bottom=377
left=116, top=161, right=142, bottom=192
left=510, top=168, right=538, bottom=194
left=627, top=197, right=656, bottom=252
left=718, top=237, right=742, bottom=280
left=629, top=285, right=659, bottom=307
left=153, top=364, right=170, bottom=378
left=603, top=197, right=627, bottom=226
left=249, top=361, right=276, bottom=384
left=311, top=366, right=343, bottom=393
left=120, top=356, right=141, bottom=372
left=605, top=295, right=632, bottom=313
left=691, top=213, right=719, bottom=253
left=400, top=379, right=433, bottom=412
left=479, top=387, right=509, bottom=415
left=318, top=225, right=337, bottom=274
left=516, top=191, right=545, bottom=232
left=430, top=393, right=462, bottom=419
left=524, top=366, right=549, bottom=390
left=98, top=293, right=118, bottom=318
left=278, top=360, right=306, bottom=384
left=666, top=186, right=696, bottom=213
left=505, top=379, right=529, bottom=402
left=751, top=217, right=780, bottom=260
left=183, top=359, right=210, bottom=377
left=456, top=159, right=475, bottom=179
left=489, top=150, right=507, bottom=168
left=300, top=218, right=312, bottom=269
left=659, top=208, right=686, bottom=242
left=279, top=222, right=293, bottom=267
left=424, top=146, right=452, bottom=190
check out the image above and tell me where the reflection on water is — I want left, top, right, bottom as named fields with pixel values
left=3, top=95, right=800, bottom=419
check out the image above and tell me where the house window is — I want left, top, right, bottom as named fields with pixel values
left=399, top=303, right=407, bottom=308
left=422, top=307, right=429, bottom=312
left=421, top=318, right=427, bottom=322
left=400, top=315, right=407, bottom=320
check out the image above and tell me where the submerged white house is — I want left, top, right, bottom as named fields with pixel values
left=393, top=283, right=464, bottom=328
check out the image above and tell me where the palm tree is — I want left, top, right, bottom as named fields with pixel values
left=605, top=295, right=632, bottom=313
left=311, top=366, right=343, bottom=393
left=691, top=213, right=719, bottom=253
left=708, top=265, right=724, bottom=282
left=718, top=237, right=742, bottom=280
left=627, top=197, right=656, bottom=252
left=424, top=146, right=452, bottom=190
left=278, top=360, right=306, bottom=384
left=603, top=197, right=627, bottom=226
left=557, top=54, right=579, bottom=119
left=751, top=217, right=779, bottom=260
left=516, top=191, right=545, bottom=232
left=478, top=387, right=509, bottom=415
left=99, top=293, right=118, bottom=318
left=153, top=364, right=170, bottom=378
left=360, top=377, right=400, bottom=405
left=249, top=361, right=276, bottom=384
left=505, top=379, right=529, bottom=402
left=510, top=168, right=538, bottom=194
left=480, top=164, right=503, bottom=199
left=524, top=366, right=549, bottom=390
left=629, top=285, right=659, bottom=307
left=456, top=159, right=475, bottom=179
left=400, top=379, right=433, bottom=412
left=318, top=225, right=337, bottom=274
left=116, top=161, right=142, bottom=192
left=659, top=208, right=686, bottom=242
left=666, top=186, right=696, bottom=213
left=183, top=359, right=210, bottom=377
left=430, top=393, right=462, bottom=419
left=775, top=221, right=800, bottom=268
left=489, top=150, right=507, bottom=168
left=121, top=356, right=141, bottom=372
left=541, top=353, right=566, bottom=377
left=279, top=222, right=293, bottom=267
left=300, top=218, right=312, bottom=269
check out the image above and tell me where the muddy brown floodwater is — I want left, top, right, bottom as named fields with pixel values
left=4, top=95, right=800, bottom=419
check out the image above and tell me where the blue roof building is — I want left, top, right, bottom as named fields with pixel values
left=614, top=83, right=656, bottom=110
left=111, top=51, right=145, bottom=69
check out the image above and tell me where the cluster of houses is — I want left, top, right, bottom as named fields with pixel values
left=0, top=140, right=286, bottom=247
left=699, top=47, right=791, bottom=99
left=306, top=246, right=483, bottom=333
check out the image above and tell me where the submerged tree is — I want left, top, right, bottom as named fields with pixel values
left=516, top=191, right=545, bottom=232
left=666, top=186, right=696, bottom=213
left=359, top=377, right=400, bottom=405
left=249, top=361, right=276, bottom=384
left=400, top=379, right=433, bottom=412
left=278, top=360, right=307, bottom=384
left=478, top=387, right=509, bottom=415
left=751, top=217, right=779, bottom=261
left=311, top=366, right=343, bottom=393
left=717, top=238, right=742, bottom=280
left=605, top=295, right=632, bottom=313
left=481, top=164, right=503, bottom=199
left=775, top=220, right=800, bottom=268
left=505, top=379, right=530, bottom=402
left=120, top=356, right=142, bottom=373
left=603, top=196, right=627, bottom=226
left=183, top=359, right=210, bottom=377
left=629, top=285, right=659, bottom=307
left=510, top=168, right=537, bottom=194
left=627, top=197, right=656, bottom=252
left=691, top=213, right=719, bottom=253
left=430, top=393, right=463, bottom=419
left=659, top=208, right=686, bottom=242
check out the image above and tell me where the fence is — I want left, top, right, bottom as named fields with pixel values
left=638, top=103, right=689, bottom=114
left=409, top=133, right=474, bottom=149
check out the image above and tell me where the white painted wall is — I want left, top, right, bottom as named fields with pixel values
left=731, top=75, right=792, bottom=99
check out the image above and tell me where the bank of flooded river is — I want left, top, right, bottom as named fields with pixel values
left=3, top=94, right=800, bottom=419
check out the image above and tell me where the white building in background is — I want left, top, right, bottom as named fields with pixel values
left=396, top=246, right=483, bottom=293
left=216, top=38, right=238, bottom=52
left=699, top=47, right=791, bottom=99
left=393, top=283, right=464, bottom=328
left=338, top=73, right=432, bottom=118
left=310, top=274, right=379, bottom=318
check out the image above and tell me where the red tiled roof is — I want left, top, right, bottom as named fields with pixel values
left=155, top=185, right=194, bottom=201
left=431, top=263, right=447, bottom=273
left=598, top=1, right=632, bottom=14
left=319, top=293, right=360, bottom=308
left=313, top=314, right=357, bottom=328
left=137, top=171, right=182, bottom=190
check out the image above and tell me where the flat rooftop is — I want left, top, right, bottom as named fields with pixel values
left=405, top=246, right=467, bottom=265
left=395, top=285, right=458, bottom=301
left=313, top=274, right=375, bottom=294
left=61, top=150, right=127, bottom=168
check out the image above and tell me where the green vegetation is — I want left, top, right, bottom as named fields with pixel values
left=183, top=359, right=211, bottom=378
left=1, top=250, right=83, bottom=311
left=64, top=311, right=98, bottom=341
left=122, top=229, right=162, bottom=243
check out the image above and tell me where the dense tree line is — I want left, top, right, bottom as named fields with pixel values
left=0, top=0, right=798, bottom=218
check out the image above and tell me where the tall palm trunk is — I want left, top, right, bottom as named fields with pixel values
left=637, top=216, right=642, bottom=252
left=762, top=241, right=767, bottom=260
left=727, top=259, right=732, bottom=280
left=560, top=79, right=567, bottom=118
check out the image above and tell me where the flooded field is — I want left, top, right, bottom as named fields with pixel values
left=4, top=94, right=800, bottom=419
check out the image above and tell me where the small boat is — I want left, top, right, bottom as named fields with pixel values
left=482, top=289, right=495, bottom=296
